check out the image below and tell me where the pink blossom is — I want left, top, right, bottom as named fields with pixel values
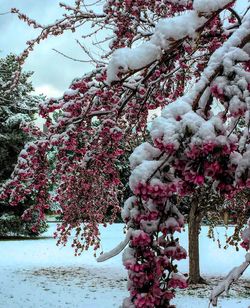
left=240, top=240, right=249, bottom=251
left=168, top=274, right=188, bottom=289
left=202, top=141, right=215, bottom=154
left=134, top=293, right=155, bottom=308
left=193, top=175, right=204, bottom=185
left=131, top=231, right=151, bottom=247
left=163, top=290, right=175, bottom=300
left=211, top=84, right=225, bottom=100
left=204, top=162, right=221, bottom=177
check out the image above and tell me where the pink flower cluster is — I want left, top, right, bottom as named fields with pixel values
left=240, top=240, right=250, bottom=251
left=168, top=274, right=188, bottom=289
left=240, top=223, right=250, bottom=251
left=164, top=244, right=187, bottom=261
left=133, top=182, right=180, bottom=201
left=154, top=139, right=177, bottom=154
left=211, top=84, right=225, bottom=101
left=131, top=231, right=151, bottom=247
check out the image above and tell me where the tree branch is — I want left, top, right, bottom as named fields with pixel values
left=209, top=252, right=250, bottom=307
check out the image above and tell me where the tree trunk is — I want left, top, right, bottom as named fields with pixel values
left=188, top=199, right=206, bottom=284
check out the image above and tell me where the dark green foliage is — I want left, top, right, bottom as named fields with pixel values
left=0, top=54, right=47, bottom=236
left=0, top=212, right=48, bottom=238
left=0, top=54, right=38, bottom=181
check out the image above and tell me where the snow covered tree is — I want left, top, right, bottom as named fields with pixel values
left=6, top=0, right=230, bottom=250
left=113, top=5, right=250, bottom=305
left=0, top=54, right=35, bottom=181
left=2, top=0, right=250, bottom=306
left=0, top=54, right=47, bottom=237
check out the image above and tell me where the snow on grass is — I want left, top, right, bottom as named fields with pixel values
left=0, top=223, right=249, bottom=307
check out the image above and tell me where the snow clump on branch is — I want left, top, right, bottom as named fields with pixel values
left=106, top=0, right=233, bottom=84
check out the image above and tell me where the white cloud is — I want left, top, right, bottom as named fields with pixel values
left=34, top=84, right=62, bottom=98
left=0, top=0, right=97, bottom=93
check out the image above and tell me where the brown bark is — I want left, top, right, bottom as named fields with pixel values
left=188, top=199, right=207, bottom=284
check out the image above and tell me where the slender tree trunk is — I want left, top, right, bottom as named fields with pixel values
left=188, top=199, right=206, bottom=284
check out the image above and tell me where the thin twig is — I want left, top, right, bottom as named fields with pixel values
left=227, top=116, right=241, bottom=137
left=52, top=48, right=91, bottom=63
left=0, top=11, right=11, bottom=16
left=147, top=153, right=169, bottom=183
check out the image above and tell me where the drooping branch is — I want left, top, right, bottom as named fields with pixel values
left=97, top=229, right=132, bottom=262
left=209, top=252, right=250, bottom=307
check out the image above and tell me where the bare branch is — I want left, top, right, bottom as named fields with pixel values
left=0, top=11, right=11, bottom=16
left=52, top=48, right=92, bottom=63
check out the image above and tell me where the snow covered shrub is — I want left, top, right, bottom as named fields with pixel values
left=0, top=211, right=47, bottom=237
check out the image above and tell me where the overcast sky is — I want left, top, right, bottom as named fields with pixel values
left=0, top=0, right=105, bottom=97
left=0, top=0, right=248, bottom=98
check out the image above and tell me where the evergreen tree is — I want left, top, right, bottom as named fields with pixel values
left=0, top=54, right=47, bottom=236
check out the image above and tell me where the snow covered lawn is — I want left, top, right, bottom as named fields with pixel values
left=0, top=223, right=249, bottom=308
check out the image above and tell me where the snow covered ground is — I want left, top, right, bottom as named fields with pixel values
left=0, top=223, right=249, bottom=308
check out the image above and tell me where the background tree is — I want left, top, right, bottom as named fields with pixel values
left=0, top=54, right=47, bottom=237
left=186, top=187, right=249, bottom=284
